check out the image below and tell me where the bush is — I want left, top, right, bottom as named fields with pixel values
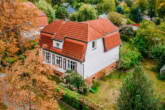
left=119, top=25, right=135, bottom=41
left=60, top=71, right=88, bottom=94
left=119, top=43, right=142, bottom=70
left=108, top=11, right=125, bottom=26
left=61, top=86, right=104, bottom=110
left=149, top=44, right=165, bottom=60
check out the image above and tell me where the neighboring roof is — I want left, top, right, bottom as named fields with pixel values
left=66, top=6, right=76, bottom=14
left=22, top=2, right=48, bottom=27
left=41, top=18, right=118, bottom=42
left=103, top=31, right=122, bottom=52
left=39, top=33, right=86, bottom=62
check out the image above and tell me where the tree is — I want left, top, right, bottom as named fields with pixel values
left=134, top=20, right=165, bottom=56
left=157, top=0, right=165, bottom=19
left=0, top=0, right=37, bottom=66
left=136, top=0, right=148, bottom=12
left=117, top=5, right=123, bottom=14
left=130, top=7, right=143, bottom=23
left=117, top=66, right=160, bottom=110
left=0, top=47, right=63, bottom=110
left=108, top=11, right=125, bottom=26
left=56, top=7, right=68, bottom=19
left=125, top=0, right=134, bottom=7
left=69, top=4, right=98, bottom=22
left=147, top=0, right=157, bottom=20
left=96, top=0, right=116, bottom=14
left=35, top=0, right=56, bottom=23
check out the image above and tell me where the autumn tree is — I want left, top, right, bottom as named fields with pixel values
left=0, top=46, right=63, bottom=110
left=0, top=0, right=38, bottom=66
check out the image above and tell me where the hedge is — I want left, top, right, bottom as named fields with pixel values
left=60, top=86, right=104, bottom=110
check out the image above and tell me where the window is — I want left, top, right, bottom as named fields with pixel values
left=53, top=40, right=63, bottom=49
left=63, top=58, right=66, bottom=70
left=45, top=52, right=51, bottom=63
left=67, top=60, right=77, bottom=71
left=56, top=56, right=62, bottom=67
left=56, top=43, right=60, bottom=48
left=92, top=41, right=97, bottom=50
left=52, top=54, right=55, bottom=65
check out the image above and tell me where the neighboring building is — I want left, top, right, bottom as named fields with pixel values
left=131, top=24, right=140, bottom=31
left=39, top=18, right=122, bottom=84
left=22, top=2, right=48, bottom=38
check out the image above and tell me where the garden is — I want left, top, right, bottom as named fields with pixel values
left=87, top=59, right=165, bottom=110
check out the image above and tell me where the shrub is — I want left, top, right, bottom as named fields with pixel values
left=117, top=66, right=160, bottom=110
left=150, top=44, right=165, bottom=60
left=108, top=11, right=125, bottom=26
left=61, top=86, right=104, bottom=110
left=119, top=25, right=135, bottom=41
left=119, top=43, right=142, bottom=70
left=60, top=71, right=88, bottom=94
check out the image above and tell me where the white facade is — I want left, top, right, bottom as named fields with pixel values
left=83, top=38, right=120, bottom=79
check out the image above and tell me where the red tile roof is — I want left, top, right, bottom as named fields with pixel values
left=103, top=31, right=122, bottom=52
left=62, top=39, right=86, bottom=61
left=40, top=19, right=121, bottom=62
left=41, top=18, right=118, bottom=42
left=39, top=33, right=86, bottom=61
left=22, top=2, right=48, bottom=27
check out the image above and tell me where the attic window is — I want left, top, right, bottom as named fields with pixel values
left=56, top=43, right=60, bottom=48
left=92, top=41, right=97, bottom=50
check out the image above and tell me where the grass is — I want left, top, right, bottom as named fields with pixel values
left=59, top=102, right=70, bottom=110
left=87, top=59, right=165, bottom=109
left=87, top=70, right=129, bottom=110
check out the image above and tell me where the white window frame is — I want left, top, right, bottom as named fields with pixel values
left=45, top=51, right=51, bottom=63
left=92, top=41, right=97, bottom=50
left=67, top=60, right=76, bottom=70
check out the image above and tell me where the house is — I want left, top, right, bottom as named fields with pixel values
left=22, top=2, right=48, bottom=38
left=39, top=18, right=122, bottom=84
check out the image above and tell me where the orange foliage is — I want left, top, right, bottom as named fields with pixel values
left=0, top=46, right=63, bottom=109
left=0, top=0, right=38, bottom=60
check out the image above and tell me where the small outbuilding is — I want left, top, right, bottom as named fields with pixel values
left=160, top=65, right=165, bottom=78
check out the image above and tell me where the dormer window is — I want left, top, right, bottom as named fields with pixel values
left=92, top=41, right=97, bottom=50
left=56, top=42, right=60, bottom=48
left=53, top=40, right=63, bottom=49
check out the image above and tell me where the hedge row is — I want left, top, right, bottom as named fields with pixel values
left=60, top=86, right=104, bottom=110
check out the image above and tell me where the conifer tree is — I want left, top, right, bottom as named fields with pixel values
left=117, top=66, right=160, bottom=110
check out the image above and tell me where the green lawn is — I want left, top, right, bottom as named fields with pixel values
left=87, top=59, right=165, bottom=110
